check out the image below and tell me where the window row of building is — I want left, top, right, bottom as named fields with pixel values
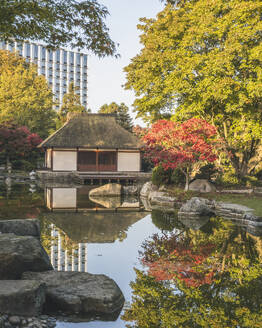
left=0, top=41, right=88, bottom=109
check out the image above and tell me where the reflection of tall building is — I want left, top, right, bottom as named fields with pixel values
left=0, top=41, right=88, bottom=109
left=50, top=225, right=88, bottom=272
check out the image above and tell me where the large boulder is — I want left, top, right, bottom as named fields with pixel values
left=149, top=191, right=176, bottom=209
left=189, top=179, right=216, bottom=193
left=0, top=280, right=46, bottom=316
left=140, top=182, right=157, bottom=198
left=0, top=219, right=40, bottom=237
left=178, top=197, right=215, bottom=219
left=0, top=234, right=53, bottom=279
left=22, top=271, right=125, bottom=315
left=89, top=183, right=122, bottom=197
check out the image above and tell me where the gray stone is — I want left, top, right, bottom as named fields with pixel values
left=0, top=219, right=40, bottom=237
left=178, top=197, right=215, bottom=219
left=122, top=185, right=138, bottom=195
left=89, top=183, right=122, bottom=197
left=189, top=179, right=216, bottom=193
left=140, top=182, right=157, bottom=198
left=0, top=280, right=46, bottom=316
left=8, top=316, right=20, bottom=325
left=179, top=216, right=210, bottom=230
left=22, top=271, right=125, bottom=316
left=149, top=191, right=176, bottom=208
left=0, top=234, right=53, bottom=279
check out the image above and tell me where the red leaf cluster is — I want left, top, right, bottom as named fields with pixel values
left=143, top=118, right=219, bottom=170
left=0, top=124, right=42, bottom=158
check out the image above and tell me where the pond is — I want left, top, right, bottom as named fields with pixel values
left=1, top=181, right=262, bottom=327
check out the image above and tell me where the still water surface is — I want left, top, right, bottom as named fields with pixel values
left=1, top=182, right=262, bottom=327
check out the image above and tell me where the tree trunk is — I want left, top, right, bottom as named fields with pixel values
left=6, top=155, right=12, bottom=174
left=184, top=168, right=190, bottom=191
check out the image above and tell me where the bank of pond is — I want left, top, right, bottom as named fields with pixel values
left=0, top=182, right=262, bottom=328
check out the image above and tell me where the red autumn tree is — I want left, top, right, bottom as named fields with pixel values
left=0, top=124, right=42, bottom=170
left=143, top=118, right=219, bottom=190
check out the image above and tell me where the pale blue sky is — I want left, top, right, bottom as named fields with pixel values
left=88, top=0, right=164, bottom=124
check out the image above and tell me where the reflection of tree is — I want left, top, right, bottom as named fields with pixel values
left=0, top=184, right=44, bottom=219
left=151, top=210, right=182, bottom=232
left=123, top=218, right=262, bottom=327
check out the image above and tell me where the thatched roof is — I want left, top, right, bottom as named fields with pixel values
left=39, top=113, right=141, bottom=149
left=44, top=211, right=147, bottom=243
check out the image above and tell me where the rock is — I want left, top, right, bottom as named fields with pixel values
left=89, top=183, right=122, bottom=197
left=122, top=185, right=138, bottom=195
left=189, top=179, right=216, bottom=193
left=179, top=216, right=210, bottom=230
left=0, top=280, right=46, bottom=316
left=178, top=197, right=215, bottom=219
left=0, top=234, right=53, bottom=279
left=140, top=182, right=157, bottom=198
left=22, top=271, right=125, bottom=316
left=140, top=197, right=152, bottom=212
left=149, top=191, right=176, bottom=208
left=8, top=316, right=21, bottom=325
left=89, top=195, right=121, bottom=208
left=0, top=219, right=40, bottom=237
left=220, top=189, right=253, bottom=194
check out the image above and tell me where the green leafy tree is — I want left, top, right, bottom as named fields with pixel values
left=124, top=0, right=262, bottom=178
left=57, top=82, right=87, bottom=125
left=0, top=50, right=56, bottom=138
left=99, top=102, right=133, bottom=132
left=0, top=0, right=117, bottom=57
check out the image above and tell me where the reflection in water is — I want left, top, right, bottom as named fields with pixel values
left=50, top=225, right=88, bottom=272
left=42, top=186, right=147, bottom=277
left=45, top=186, right=141, bottom=211
left=123, top=217, right=262, bottom=327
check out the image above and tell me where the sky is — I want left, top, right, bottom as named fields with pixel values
left=88, top=0, right=164, bottom=125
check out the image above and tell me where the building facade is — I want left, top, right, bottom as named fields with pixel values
left=0, top=41, right=88, bottom=109
left=39, top=113, right=142, bottom=173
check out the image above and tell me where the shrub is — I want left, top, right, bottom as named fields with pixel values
left=170, top=168, right=185, bottom=186
left=152, top=165, right=172, bottom=187
left=194, top=163, right=218, bottom=180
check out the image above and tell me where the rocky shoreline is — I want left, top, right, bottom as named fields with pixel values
left=140, top=181, right=262, bottom=228
left=0, top=219, right=125, bottom=327
left=0, top=314, right=56, bottom=328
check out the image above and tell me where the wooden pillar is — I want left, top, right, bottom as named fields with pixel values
left=116, top=148, right=118, bottom=172
left=51, top=147, right=54, bottom=171
left=96, top=148, right=99, bottom=172
left=76, top=147, right=79, bottom=172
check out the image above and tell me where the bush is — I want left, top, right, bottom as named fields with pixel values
left=152, top=165, right=172, bottom=187
left=214, top=169, right=240, bottom=187
left=195, top=163, right=218, bottom=180
left=255, top=169, right=262, bottom=181
left=170, top=168, right=185, bottom=186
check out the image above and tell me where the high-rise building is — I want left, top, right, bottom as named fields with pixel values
left=0, top=41, right=88, bottom=110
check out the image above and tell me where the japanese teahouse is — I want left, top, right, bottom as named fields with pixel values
left=38, top=113, right=142, bottom=173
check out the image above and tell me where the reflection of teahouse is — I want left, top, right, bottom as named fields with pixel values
left=38, top=113, right=142, bottom=173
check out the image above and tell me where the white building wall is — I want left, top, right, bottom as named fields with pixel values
left=53, top=151, right=77, bottom=171
left=52, top=188, right=77, bottom=208
left=46, top=149, right=52, bottom=168
left=117, top=152, right=140, bottom=172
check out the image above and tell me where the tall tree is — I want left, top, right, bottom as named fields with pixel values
left=143, top=118, right=219, bottom=190
left=0, top=0, right=117, bottom=57
left=99, top=102, right=133, bottom=132
left=58, top=82, right=87, bottom=125
left=124, top=0, right=262, bottom=177
left=0, top=50, right=56, bottom=138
